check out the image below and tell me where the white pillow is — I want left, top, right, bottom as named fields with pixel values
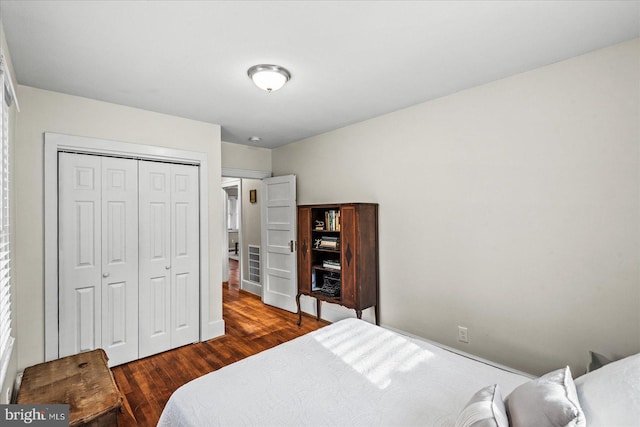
left=506, top=366, right=585, bottom=427
left=455, top=384, right=509, bottom=427
left=574, top=352, right=640, bottom=427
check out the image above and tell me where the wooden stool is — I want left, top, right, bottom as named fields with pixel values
left=17, top=349, right=132, bottom=426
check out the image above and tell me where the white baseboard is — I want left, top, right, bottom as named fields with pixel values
left=241, top=279, right=262, bottom=296
left=202, top=319, right=225, bottom=341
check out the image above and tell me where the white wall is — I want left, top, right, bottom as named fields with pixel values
left=273, top=39, right=640, bottom=376
left=221, top=141, right=271, bottom=173
left=14, top=86, right=223, bottom=371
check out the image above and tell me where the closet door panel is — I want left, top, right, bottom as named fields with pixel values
left=101, top=157, right=139, bottom=366
left=59, top=153, right=102, bottom=357
left=171, top=165, right=200, bottom=348
left=139, top=161, right=172, bottom=358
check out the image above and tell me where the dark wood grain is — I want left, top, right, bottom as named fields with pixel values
left=111, top=280, right=329, bottom=426
left=227, top=257, right=239, bottom=288
left=296, top=203, right=379, bottom=325
left=18, top=349, right=123, bottom=427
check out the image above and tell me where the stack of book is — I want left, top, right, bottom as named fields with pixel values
left=318, top=236, right=339, bottom=249
left=325, top=210, right=341, bottom=231
left=322, top=260, right=341, bottom=270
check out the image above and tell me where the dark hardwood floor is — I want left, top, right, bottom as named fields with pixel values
left=227, top=257, right=239, bottom=288
left=112, top=259, right=328, bottom=426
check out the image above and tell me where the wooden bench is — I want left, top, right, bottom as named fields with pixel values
left=17, top=349, right=134, bottom=426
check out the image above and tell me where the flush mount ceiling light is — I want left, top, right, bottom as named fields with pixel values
left=248, top=136, right=261, bottom=143
left=247, top=64, right=291, bottom=92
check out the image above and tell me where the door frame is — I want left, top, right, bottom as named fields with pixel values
left=221, top=169, right=270, bottom=297
left=44, top=132, right=213, bottom=362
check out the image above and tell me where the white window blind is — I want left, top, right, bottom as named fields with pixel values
left=0, top=56, right=16, bottom=388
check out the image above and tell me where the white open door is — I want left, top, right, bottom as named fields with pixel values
left=261, top=175, right=297, bottom=312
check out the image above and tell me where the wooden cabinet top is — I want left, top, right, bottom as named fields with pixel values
left=298, top=202, right=378, bottom=208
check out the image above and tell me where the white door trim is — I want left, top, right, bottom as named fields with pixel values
left=44, top=132, right=215, bottom=362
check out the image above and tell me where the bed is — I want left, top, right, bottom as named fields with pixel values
left=158, top=319, right=639, bottom=427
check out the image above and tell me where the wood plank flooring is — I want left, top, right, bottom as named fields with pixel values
left=112, top=269, right=328, bottom=426
left=227, top=257, right=239, bottom=287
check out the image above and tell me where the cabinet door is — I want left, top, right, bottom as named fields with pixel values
left=297, top=207, right=312, bottom=294
left=340, top=205, right=357, bottom=308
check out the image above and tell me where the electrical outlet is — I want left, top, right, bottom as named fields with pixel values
left=458, top=326, right=469, bottom=343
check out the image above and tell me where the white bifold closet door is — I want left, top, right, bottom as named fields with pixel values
left=138, top=160, right=200, bottom=359
left=58, top=153, right=139, bottom=366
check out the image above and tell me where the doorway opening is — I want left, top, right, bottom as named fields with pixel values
left=220, top=170, right=298, bottom=315
left=222, top=179, right=241, bottom=290
left=222, top=176, right=263, bottom=296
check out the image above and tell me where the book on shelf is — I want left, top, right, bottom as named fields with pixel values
left=317, top=236, right=340, bottom=249
left=324, top=210, right=341, bottom=231
left=322, top=260, right=341, bottom=270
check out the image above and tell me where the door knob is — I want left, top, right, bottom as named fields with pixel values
left=102, top=272, right=110, bottom=278
left=165, top=265, right=171, bottom=270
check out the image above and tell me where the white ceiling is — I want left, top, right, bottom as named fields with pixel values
left=1, top=1, right=639, bottom=148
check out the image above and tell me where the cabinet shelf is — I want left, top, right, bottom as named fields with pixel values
left=312, top=248, right=340, bottom=254
left=297, top=203, right=379, bottom=326
left=312, top=265, right=341, bottom=273
left=310, top=291, right=341, bottom=304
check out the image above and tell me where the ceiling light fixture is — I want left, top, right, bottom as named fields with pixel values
left=247, top=64, right=291, bottom=92
left=248, top=136, right=261, bottom=143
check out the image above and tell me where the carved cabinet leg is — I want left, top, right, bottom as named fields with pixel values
left=356, top=309, right=362, bottom=320
left=296, top=293, right=302, bottom=327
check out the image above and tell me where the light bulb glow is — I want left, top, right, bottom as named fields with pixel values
left=248, top=64, right=291, bottom=92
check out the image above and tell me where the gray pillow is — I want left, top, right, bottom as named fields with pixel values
left=454, top=384, right=509, bottom=427
left=575, top=352, right=640, bottom=427
left=506, top=366, right=586, bottom=427
left=587, top=350, right=612, bottom=373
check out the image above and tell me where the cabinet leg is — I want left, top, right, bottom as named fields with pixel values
left=374, top=305, right=379, bottom=326
left=296, top=293, right=302, bottom=327
left=316, top=298, right=321, bottom=321
left=356, top=309, right=362, bottom=320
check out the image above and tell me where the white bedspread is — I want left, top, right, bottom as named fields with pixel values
left=158, top=319, right=530, bottom=427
